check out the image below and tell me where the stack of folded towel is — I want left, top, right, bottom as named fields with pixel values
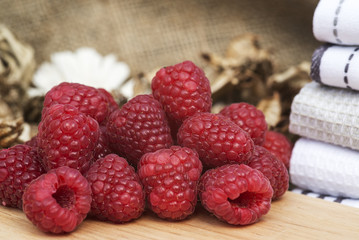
left=289, top=0, right=359, bottom=208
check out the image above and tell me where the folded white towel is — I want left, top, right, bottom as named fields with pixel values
left=313, top=0, right=359, bottom=45
left=311, top=44, right=359, bottom=90
left=290, top=138, right=359, bottom=199
left=291, top=187, right=359, bottom=208
left=289, top=82, right=359, bottom=151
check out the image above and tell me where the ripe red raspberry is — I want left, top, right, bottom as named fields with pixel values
left=151, top=60, right=212, bottom=136
left=262, top=131, right=292, bottom=169
left=93, top=126, right=113, bottom=161
left=38, top=104, right=99, bottom=174
left=0, top=144, right=45, bottom=209
left=24, top=136, right=38, bottom=148
left=177, top=112, right=254, bottom=169
left=43, top=82, right=111, bottom=124
left=86, top=154, right=145, bottom=223
left=98, top=88, right=119, bottom=114
left=22, top=166, right=92, bottom=233
left=106, top=94, right=172, bottom=166
left=199, top=164, right=273, bottom=225
left=219, top=103, right=267, bottom=145
left=247, top=146, right=289, bottom=200
left=138, top=146, right=202, bottom=220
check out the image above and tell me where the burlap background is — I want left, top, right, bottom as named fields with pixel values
left=0, top=0, right=320, bottom=74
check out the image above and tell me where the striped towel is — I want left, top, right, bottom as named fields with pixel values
left=291, top=187, right=359, bottom=208
left=313, top=0, right=359, bottom=45
left=311, top=44, right=359, bottom=91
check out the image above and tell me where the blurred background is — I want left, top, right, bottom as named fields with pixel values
left=3, top=0, right=359, bottom=212
left=0, top=0, right=319, bottom=73
left=0, top=0, right=320, bottom=146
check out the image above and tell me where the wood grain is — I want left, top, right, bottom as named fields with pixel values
left=0, top=192, right=358, bottom=240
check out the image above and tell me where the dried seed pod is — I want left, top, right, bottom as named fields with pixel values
left=201, top=35, right=310, bottom=140
left=257, top=92, right=282, bottom=128
left=23, top=96, right=44, bottom=124
left=0, top=99, right=12, bottom=119
left=0, top=24, right=35, bottom=114
left=109, top=88, right=128, bottom=108
left=132, top=67, right=159, bottom=97
left=201, top=34, right=273, bottom=105
left=0, top=117, right=24, bottom=149
left=268, top=61, right=311, bottom=117
left=211, top=102, right=226, bottom=114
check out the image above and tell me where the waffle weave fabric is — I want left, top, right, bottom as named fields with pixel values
left=290, top=138, right=359, bottom=199
left=289, top=82, right=359, bottom=151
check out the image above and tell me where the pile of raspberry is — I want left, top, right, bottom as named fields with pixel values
left=0, top=60, right=292, bottom=234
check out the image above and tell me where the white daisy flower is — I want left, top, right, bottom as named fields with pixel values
left=30, top=47, right=133, bottom=98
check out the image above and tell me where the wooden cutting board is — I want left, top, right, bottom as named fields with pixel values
left=0, top=192, right=358, bottom=240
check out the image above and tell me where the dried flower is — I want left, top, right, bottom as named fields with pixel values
left=0, top=117, right=23, bottom=149
left=23, top=96, right=44, bottom=123
left=257, top=92, right=282, bottom=128
left=0, top=24, right=35, bottom=115
left=202, top=35, right=310, bottom=138
left=264, top=61, right=311, bottom=139
left=201, top=34, right=273, bottom=105
left=129, top=67, right=159, bottom=97
left=0, top=99, right=12, bottom=119
left=267, top=61, right=311, bottom=118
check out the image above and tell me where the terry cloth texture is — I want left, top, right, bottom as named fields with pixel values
left=0, top=0, right=319, bottom=74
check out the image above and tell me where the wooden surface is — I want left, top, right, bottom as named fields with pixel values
left=0, top=192, right=358, bottom=240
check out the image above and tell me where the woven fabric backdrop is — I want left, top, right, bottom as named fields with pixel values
left=0, top=0, right=320, bottom=74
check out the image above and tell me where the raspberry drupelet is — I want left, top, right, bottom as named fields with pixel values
left=151, top=60, right=212, bottom=138
left=177, top=112, right=254, bottom=169
left=98, top=88, right=119, bottom=114
left=106, top=94, right=172, bottom=166
left=219, top=102, right=267, bottom=146
left=199, top=164, right=273, bottom=225
left=86, top=154, right=145, bottom=223
left=138, top=146, right=202, bottom=220
left=262, top=131, right=292, bottom=169
left=22, top=167, right=92, bottom=233
left=93, top=125, right=113, bottom=161
left=37, top=104, right=99, bottom=174
left=24, top=136, right=38, bottom=148
left=247, top=146, right=289, bottom=200
left=0, top=144, right=45, bottom=209
left=43, top=82, right=113, bottom=124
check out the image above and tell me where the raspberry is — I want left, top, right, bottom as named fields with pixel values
left=22, top=166, right=92, bottom=233
left=43, top=82, right=111, bottom=124
left=262, top=131, right=292, bottom=169
left=138, top=146, right=202, bottom=220
left=98, top=88, right=119, bottom=114
left=177, top=112, right=254, bottom=169
left=24, top=136, right=38, bottom=148
left=106, top=94, right=172, bottom=166
left=0, top=144, right=45, bottom=209
left=86, top=154, right=145, bottom=223
left=219, top=103, right=267, bottom=145
left=93, top=126, right=113, bottom=161
left=199, top=164, right=273, bottom=225
left=247, top=146, right=289, bottom=200
left=151, top=60, right=212, bottom=136
left=37, top=104, right=99, bottom=174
